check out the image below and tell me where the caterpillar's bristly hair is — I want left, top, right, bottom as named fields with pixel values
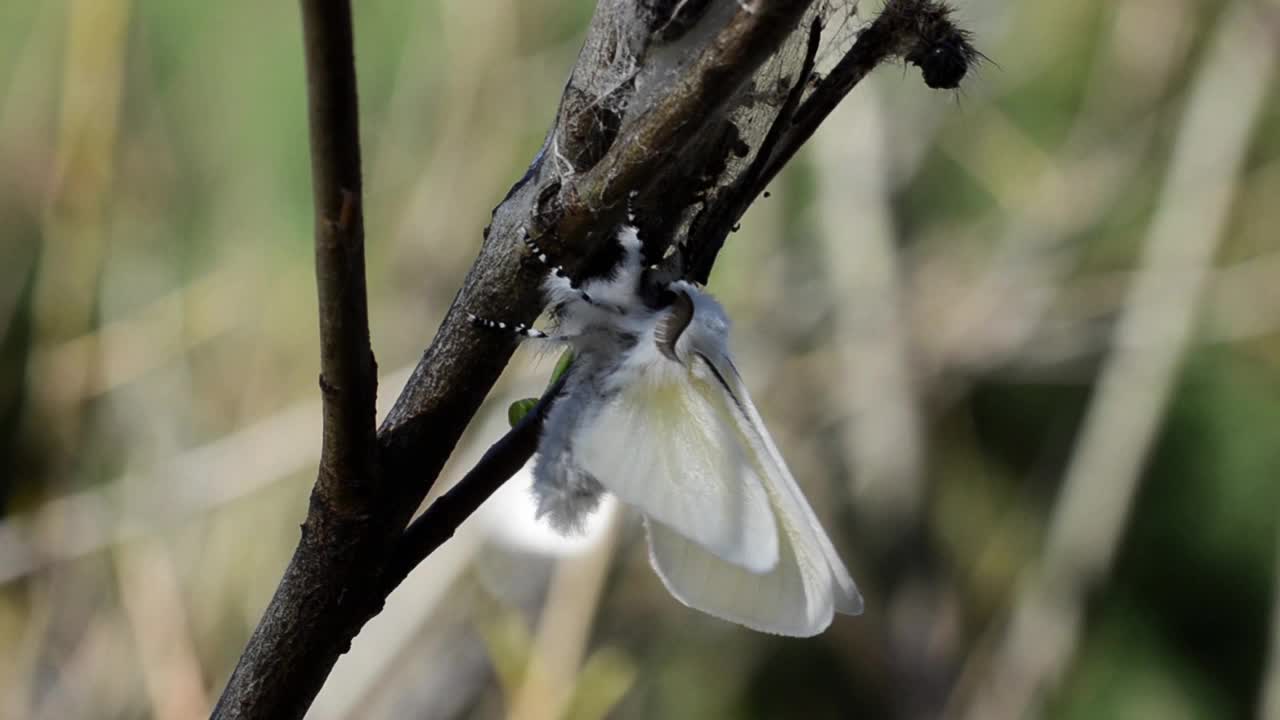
left=880, top=0, right=982, bottom=90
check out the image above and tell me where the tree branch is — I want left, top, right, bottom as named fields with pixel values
left=305, top=0, right=378, bottom=514
left=551, top=0, right=819, bottom=251
left=686, top=15, right=822, bottom=283
left=212, top=1, right=379, bottom=717
left=373, top=0, right=822, bottom=576
left=215, top=0, right=978, bottom=716
left=686, top=0, right=980, bottom=279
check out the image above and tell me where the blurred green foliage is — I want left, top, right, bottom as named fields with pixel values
left=1, top=0, right=1278, bottom=718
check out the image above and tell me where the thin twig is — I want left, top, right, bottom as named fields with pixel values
left=758, top=0, right=971, bottom=191
left=687, top=15, right=822, bottom=283
left=304, top=0, right=379, bottom=513
left=380, top=373, right=570, bottom=594
left=685, top=0, right=978, bottom=281
left=212, top=2, right=378, bottom=717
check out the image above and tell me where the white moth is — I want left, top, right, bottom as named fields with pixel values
left=471, top=215, right=863, bottom=636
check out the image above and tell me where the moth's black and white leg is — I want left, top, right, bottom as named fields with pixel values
left=467, top=312, right=545, bottom=338
left=524, top=224, right=634, bottom=313
left=608, top=190, right=646, bottom=288
left=625, top=188, right=642, bottom=227
left=520, top=225, right=570, bottom=280
left=520, top=226, right=626, bottom=313
left=466, top=312, right=581, bottom=347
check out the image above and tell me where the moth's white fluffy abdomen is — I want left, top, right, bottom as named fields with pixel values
left=531, top=452, right=606, bottom=534
left=531, top=370, right=609, bottom=534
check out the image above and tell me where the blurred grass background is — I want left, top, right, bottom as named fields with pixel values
left=2, top=0, right=1279, bottom=718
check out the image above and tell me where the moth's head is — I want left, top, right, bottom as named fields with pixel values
left=652, top=280, right=729, bottom=365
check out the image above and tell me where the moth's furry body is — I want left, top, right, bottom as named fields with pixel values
left=533, top=225, right=683, bottom=530
left=472, top=217, right=863, bottom=636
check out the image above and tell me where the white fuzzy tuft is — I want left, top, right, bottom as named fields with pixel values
left=532, top=457, right=606, bottom=534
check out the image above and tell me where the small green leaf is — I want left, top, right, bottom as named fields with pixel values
left=509, top=351, right=573, bottom=427
left=508, top=398, right=538, bottom=427
left=548, top=349, right=575, bottom=388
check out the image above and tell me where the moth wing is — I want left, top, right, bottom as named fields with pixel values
left=574, top=366, right=779, bottom=573
left=646, top=351, right=864, bottom=630
left=646, top=517, right=831, bottom=636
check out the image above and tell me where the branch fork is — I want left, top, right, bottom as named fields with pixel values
left=213, top=1, right=978, bottom=716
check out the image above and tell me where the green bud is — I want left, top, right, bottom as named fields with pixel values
left=507, top=398, right=539, bottom=427
left=548, top=349, right=574, bottom=388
